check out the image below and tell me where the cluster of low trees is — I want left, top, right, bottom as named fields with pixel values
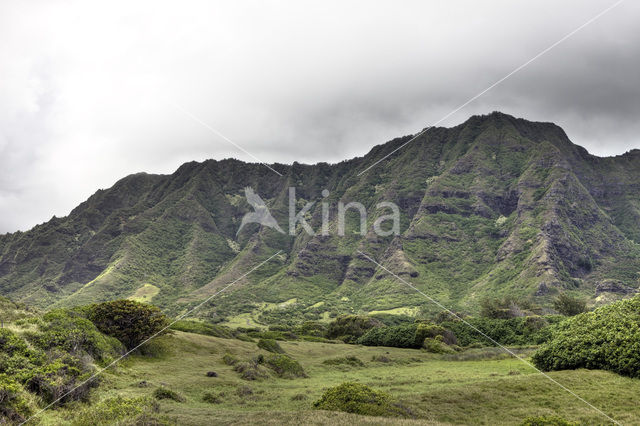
left=0, top=300, right=168, bottom=422
left=479, top=293, right=587, bottom=319
left=533, top=295, right=640, bottom=378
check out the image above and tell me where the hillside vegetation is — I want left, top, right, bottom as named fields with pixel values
left=32, top=327, right=640, bottom=425
left=2, top=297, right=640, bottom=424
left=533, top=295, right=640, bottom=378
left=1, top=112, right=640, bottom=321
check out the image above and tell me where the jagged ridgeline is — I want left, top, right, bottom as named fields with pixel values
left=1, top=112, right=640, bottom=320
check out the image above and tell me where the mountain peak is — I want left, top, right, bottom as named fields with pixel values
left=2, top=113, right=639, bottom=318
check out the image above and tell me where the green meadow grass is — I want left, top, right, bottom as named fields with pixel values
left=39, top=331, right=639, bottom=425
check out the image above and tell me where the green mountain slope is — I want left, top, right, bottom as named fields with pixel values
left=1, top=112, right=639, bottom=320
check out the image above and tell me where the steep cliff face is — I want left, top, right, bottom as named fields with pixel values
left=1, top=112, right=638, bottom=318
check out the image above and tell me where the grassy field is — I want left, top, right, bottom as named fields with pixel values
left=35, top=330, right=640, bottom=425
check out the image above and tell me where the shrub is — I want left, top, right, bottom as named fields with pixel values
left=0, top=329, right=29, bottom=357
left=0, top=375, right=32, bottom=423
left=202, top=391, right=222, bottom=404
left=153, top=387, right=185, bottom=402
left=222, top=354, right=239, bottom=366
left=264, top=354, right=307, bottom=378
left=257, top=338, right=285, bottom=353
left=356, top=321, right=456, bottom=349
left=27, top=309, right=123, bottom=361
left=422, top=337, right=455, bottom=354
left=552, top=293, right=587, bottom=316
left=295, top=321, right=327, bottom=337
left=313, top=382, right=411, bottom=417
left=441, top=316, right=563, bottom=347
left=520, top=415, right=579, bottom=425
left=233, top=361, right=270, bottom=381
left=532, top=296, right=640, bottom=378
left=87, top=300, right=169, bottom=350
left=325, top=315, right=383, bottom=343
left=25, top=355, right=97, bottom=404
left=322, top=356, right=364, bottom=367
left=1, top=310, right=126, bottom=411
left=357, top=324, right=417, bottom=348
left=416, top=322, right=457, bottom=345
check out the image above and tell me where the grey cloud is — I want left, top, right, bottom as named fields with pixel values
left=0, top=0, right=638, bottom=232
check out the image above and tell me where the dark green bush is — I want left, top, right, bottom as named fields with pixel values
left=257, top=338, right=285, bottom=353
left=356, top=321, right=455, bottom=349
left=357, top=324, right=418, bottom=348
left=233, top=360, right=270, bottom=381
left=264, top=354, right=307, bottom=378
left=325, top=315, right=383, bottom=343
left=313, top=382, right=411, bottom=417
left=441, top=316, right=563, bottom=347
left=87, top=300, right=169, bottom=350
left=153, top=387, right=185, bottom=402
left=422, top=337, right=455, bottom=354
left=294, top=321, right=327, bottom=337
left=552, top=293, right=587, bottom=316
left=532, top=296, right=640, bottom=377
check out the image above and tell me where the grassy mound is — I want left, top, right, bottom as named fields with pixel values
left=264, top=354, right=307, bottom=378
left=313, top=382, right=411, bottom=417
left=234, top=360, right=270, bottom=381
left=532, top=296, right=640, bottom=378
left=67, top=396, right=160, bottom=425
left=257, top=338, right=285, bottom=353
left=170, top=320, right=235, bottom=339
left=0, top=308, right=125, bottom=418
left=322, top=356, right=364, bottom=367
left=153, top=387, right=185, bottom=402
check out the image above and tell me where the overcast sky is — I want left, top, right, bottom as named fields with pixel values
left=1, top=0, right=639, bottom=233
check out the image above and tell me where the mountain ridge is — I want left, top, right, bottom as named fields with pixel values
left=1, top=112, right=639, bottom=322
